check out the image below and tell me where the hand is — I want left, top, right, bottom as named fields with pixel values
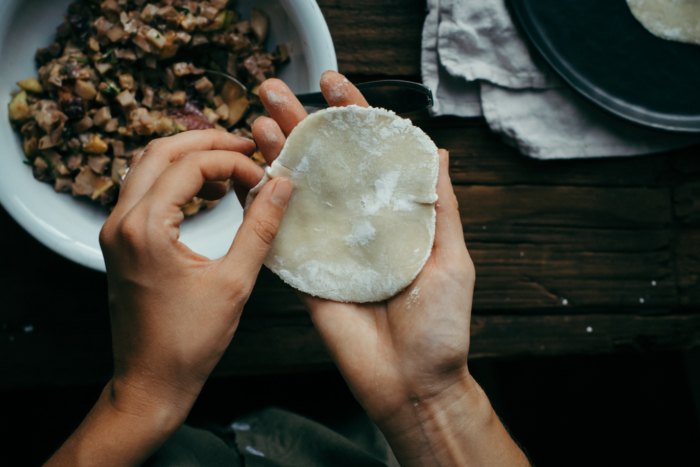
left=100, top=130, right=293, bottom=414
left=253, top=69, right=473, bottom=422
left=253, top=72, right=529, bottom=466
left=47, top=130, right=293, bottom=466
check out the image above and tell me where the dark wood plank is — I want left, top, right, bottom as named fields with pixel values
left=677, top=229, right=700, bottom=307
left=424, top=122, right=682, bottom=187
left=4, top=313, right=700, bottom=387
left=675, top=180, right=700, bottom=225
left=318, top=0, right=426, bottom=75
left=473, top=278, right=675, bottom=311
left=464, top=225, right=670, bottom=251
left=456, top=185, right=671, bottom=228
left=468, top=314, right=700, bottom=359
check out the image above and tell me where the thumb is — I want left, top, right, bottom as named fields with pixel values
left=223, top=177, right=293, bottom=280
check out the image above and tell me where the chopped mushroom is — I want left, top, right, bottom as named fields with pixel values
left=72, top=166, right=98, bottom=196
left=140, top=4, right=158, bottom=22
left=74, top=80, right=97, bottom=100
left=111, top=157, right=128, bottom=183
left=170, top=91, right=186, bottom=106
left=250, top=9, right=269, bottom=43
left=74, top=115, right=94, bottom=133
left=104, top=118, right=119, bottom=133
left=140, top=87, right=154, bottom=108
left=110, top=139, right=125, bottom=157
left=115, top=90, right=136, bottom=108
left=106, top=25, right=125, bottom=42
left=173, top=62, right=190, bottom=76
left=93, top=106, right=112, bottom=126
left=88, top=154, right=111, bottom=174
left=54, top=177, right=73, bottom=193
left=101, top=0, right=120, bottom=15
left=32, top=157, right=50, bottom=180
left=146, top=28, right=167, bottom=49
left=130, top=107, right=155, bottom=135
left=9, top=0, right=284, bottom=216
left=194, top=77, right=214, bottom=93
left=66, top=154, right=83, bottom=171
left=118, top=74, right=134, bottom=90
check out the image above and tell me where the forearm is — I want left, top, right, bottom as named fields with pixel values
left=45, top=379, right=189, bottom=467
left=379, top=373, right=530, bottom=467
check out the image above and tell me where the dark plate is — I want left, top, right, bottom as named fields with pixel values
left=509, top=0, right=700, bottom=132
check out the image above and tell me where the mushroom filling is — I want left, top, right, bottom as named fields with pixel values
left=8, top=0, right=287, bottom=214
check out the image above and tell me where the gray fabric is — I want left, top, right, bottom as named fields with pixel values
left=421, top=0, right=700, bottom=159
left=232, top=407, right=396, bottom=467
left=145, top=424, right=243, bottom=467
left=146, top=407, right=398, bottom=467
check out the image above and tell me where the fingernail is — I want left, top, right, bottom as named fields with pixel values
left=271, top=178, right=293, bottom=209
left=240, top=136, right=255, bottom=144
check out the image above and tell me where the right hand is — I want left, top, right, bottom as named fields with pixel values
left=253, top=72, right=533, bottom=466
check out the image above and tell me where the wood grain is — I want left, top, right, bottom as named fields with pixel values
left=4, top=313, right=700, bottom=388
left=318, top=0, right=426, bottom=75
left=2, top=0, right=700, bottom=385
left=456, top=185, right=671, bottom=228
left=675, top=180, right=700, bottom=225
left=468, top=314, right=700, bottom=359
left=424, top=122, right=685, bottom=187
left=677, top=229, right=700, bottom=307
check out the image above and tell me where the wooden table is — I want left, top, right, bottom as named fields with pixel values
left=2, top=0, right=700, bottom=388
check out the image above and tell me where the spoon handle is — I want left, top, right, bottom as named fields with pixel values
left=296, top=80, right=434, bottom=113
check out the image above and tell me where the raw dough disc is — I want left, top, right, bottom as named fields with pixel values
left=627, top=0, right=700, bottom=46
left=247, top=105, right=439, bottom=303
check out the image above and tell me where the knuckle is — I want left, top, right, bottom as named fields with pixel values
left=251, top=217, right=278, bottom=246
left=117, top=213, right=145, bottom=250
left=142, top=139, right=162, bottom=158
left=98, top=219, right=115, bottom=250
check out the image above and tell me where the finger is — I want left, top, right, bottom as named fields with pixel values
left=433, top=149, right=467, bottom=256
left=258, top=79, right=307, bottom=136
left=233, top=183, right=248, bottom=206
left=320, top=70, right=369, bottom=108
left=137, top=151, right=264, bottom=227
left=252, top=116, right=286, bottom=165
left=118, top=130, right=256, bottom=215
left=196, top=181, right=229, bottom=201
left=223, top=177, right=293, bottom=282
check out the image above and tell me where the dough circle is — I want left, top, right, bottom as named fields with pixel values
left=247, top=105, right=439, bottom=303
left=627, top=0, right=700, bottom=46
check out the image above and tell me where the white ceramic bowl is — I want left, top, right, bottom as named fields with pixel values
left=0, top=0, right=336, bottom=272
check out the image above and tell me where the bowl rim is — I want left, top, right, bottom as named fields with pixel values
left=0, top=0, right=338, bottom=273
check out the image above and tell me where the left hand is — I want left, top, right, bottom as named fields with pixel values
left=45, top=129, right=293, bottom=467
left=100, top=130, right=293, bottom=416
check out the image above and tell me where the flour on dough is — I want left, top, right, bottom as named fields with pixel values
left=627, top=0, right=700, bottom=45
left=246, top=105, right=439, bottom=303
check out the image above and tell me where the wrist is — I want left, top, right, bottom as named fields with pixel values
left=377, top=369, right=529, bottom=467
left=108, top=370, right=202, bottom=433
left=45, top=379, right=192, bottom=466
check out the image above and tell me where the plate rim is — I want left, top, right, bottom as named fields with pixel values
left=509, top=0, right=700, bottom=133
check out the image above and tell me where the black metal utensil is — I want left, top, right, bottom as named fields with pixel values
left=297, top=80, right=434, bottom=113
left=205, top=70, right=433, bottom=114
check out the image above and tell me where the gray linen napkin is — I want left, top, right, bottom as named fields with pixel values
left=421, top=0, right=700, bottom=160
